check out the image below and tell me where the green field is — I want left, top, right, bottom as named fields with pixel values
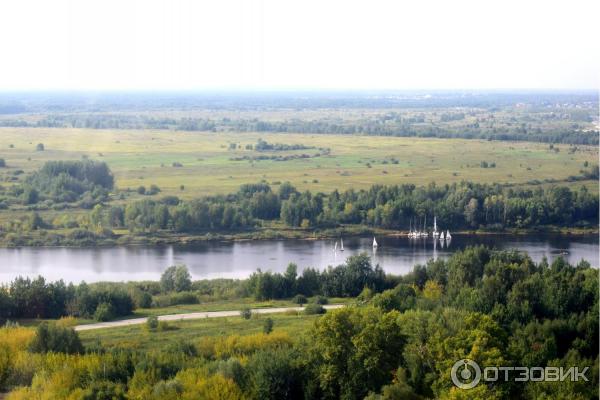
left=0, top=127, right=597, bottom=198
left=79, top=312, right=320, bottom=351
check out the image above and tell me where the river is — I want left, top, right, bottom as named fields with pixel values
left=0, top=234, right=597, bottom=284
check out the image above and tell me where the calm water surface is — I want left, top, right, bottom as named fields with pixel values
left=0, top=234, right=597, bottom=283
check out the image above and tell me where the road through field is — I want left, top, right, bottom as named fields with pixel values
left=75, top=304, right=345, bottom=331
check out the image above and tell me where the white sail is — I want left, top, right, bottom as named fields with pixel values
left=340, top=238, right=344, bottom=251
left=373, top=237, right=378, bottom=247
left=334, top=242, right=338, bottom=251
left=440, top=231, right=445, bottom=240
left=446, top=230, right=452, bottom=239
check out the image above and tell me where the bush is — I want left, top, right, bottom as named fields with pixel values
left=313, top=295, right=328, bottom=305
left=151, top=291, right=198, bottom=308
left=137, top=186, right=146, bottom=195
left=263, top=317, right=274, bottom=334
left=0, top=159, right=5, bottom=168
left=158, top=320, right=178, bottom=331
left=304, top=304, right=326, bottom=315
left=147, top=184, right=161, bottom=195
left=94, top=302, right=115, bottom=321
left=292, top=294, right=307, bottom=304
left=28, top=322, right=83, bottom=354
left=131, top=290, right=152, bottom=308
left=146, top=316, right=159, bottom=331
left=240, top=307, right=252, bottom=320
left=36, top=143, right=44, bottom=151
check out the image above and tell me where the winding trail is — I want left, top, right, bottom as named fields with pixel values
left=74, top=304, right=344, bottom=331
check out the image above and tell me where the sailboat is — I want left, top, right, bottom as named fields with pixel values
left=340, top=238, right=345, bottom=251
left=408, top=220, right=416, bottom=239
left=373, top=237, right=378, bottom=248
left=439, top=231, right=445, bottom=241
left=432, top=216, right=439, bottom=238
left=446, top=230, right=452, bottom=240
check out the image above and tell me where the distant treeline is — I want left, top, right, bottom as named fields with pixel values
left=1, top=112, right=597, bottom=144
left=2, top=162, right=598, bottom=244
left=0, top=90, right=596, bottom=112
left=80, top=180, right=598, bottom=235
left=8, top=180, right=599, bottom=237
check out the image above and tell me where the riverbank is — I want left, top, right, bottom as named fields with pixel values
left=0, top=223, right=597, bottom=248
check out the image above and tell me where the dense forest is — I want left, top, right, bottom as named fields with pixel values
left=0, top=246, right=597, bottom=398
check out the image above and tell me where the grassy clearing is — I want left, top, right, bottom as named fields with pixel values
left=78, top=312, right=320, bottom=351
left=0, top=127, right=596, bottom=199
left=128, top=297, right=350, bottom=318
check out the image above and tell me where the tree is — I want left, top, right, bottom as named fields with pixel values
left=311, top=307, right=406, bottom=399
left=161, top=265, right=192, bottom=292
left=94, top=302, right=115, bottom=321
left=247, top=348, right=303, bottom=400
left=28, top=322, right=83, bottom=354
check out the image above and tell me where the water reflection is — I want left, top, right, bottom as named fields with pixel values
left=0, top=234, right=597, bottom=283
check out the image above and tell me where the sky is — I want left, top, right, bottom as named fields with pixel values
left=0, top=0, right=598, bottom=91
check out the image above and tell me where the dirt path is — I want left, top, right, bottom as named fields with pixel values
left=74, top=304, right=344, bottom=331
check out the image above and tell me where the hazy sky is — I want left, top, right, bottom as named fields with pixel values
left=0, top=0, right=598, bottom=91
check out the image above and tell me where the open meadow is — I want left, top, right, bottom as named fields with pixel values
left=0, top=127, right=597, bottom=199
left=78, top=312, right=319, bottom=352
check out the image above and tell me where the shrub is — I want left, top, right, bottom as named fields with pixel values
left=146, top=316, right=159, bottom=331
left=240, top=308, right=252, bottom=320
left=28, top=322, right=83, bottom=354
left=197, top=332, right=292, bottom=359
left=36, top=143, right=44, bottom=151
left=151, top=291, right=198, bottom=308
left=0, top=159, right=5, bottom=168
left=147, top=184, right=161, bottom=195
left=94, top=302, right=115, bottom=321
left=137, top=186, right=146, bottom=195
left=292, top=294, right=307, bottom=304
left=263, top=317, right=274, bottom=334
left=158, top=320, right=178, bottom=332
left=313, top=295, right=328, bottom=305
left=0, top=344, right=10, bottom=390
left=304, top=304, right=326, bottom=315
left=131, top=290, right=152, bottom=308
left=165, top=340, right=197, bottom=357
left=56, top=316, right=78, bottom=327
